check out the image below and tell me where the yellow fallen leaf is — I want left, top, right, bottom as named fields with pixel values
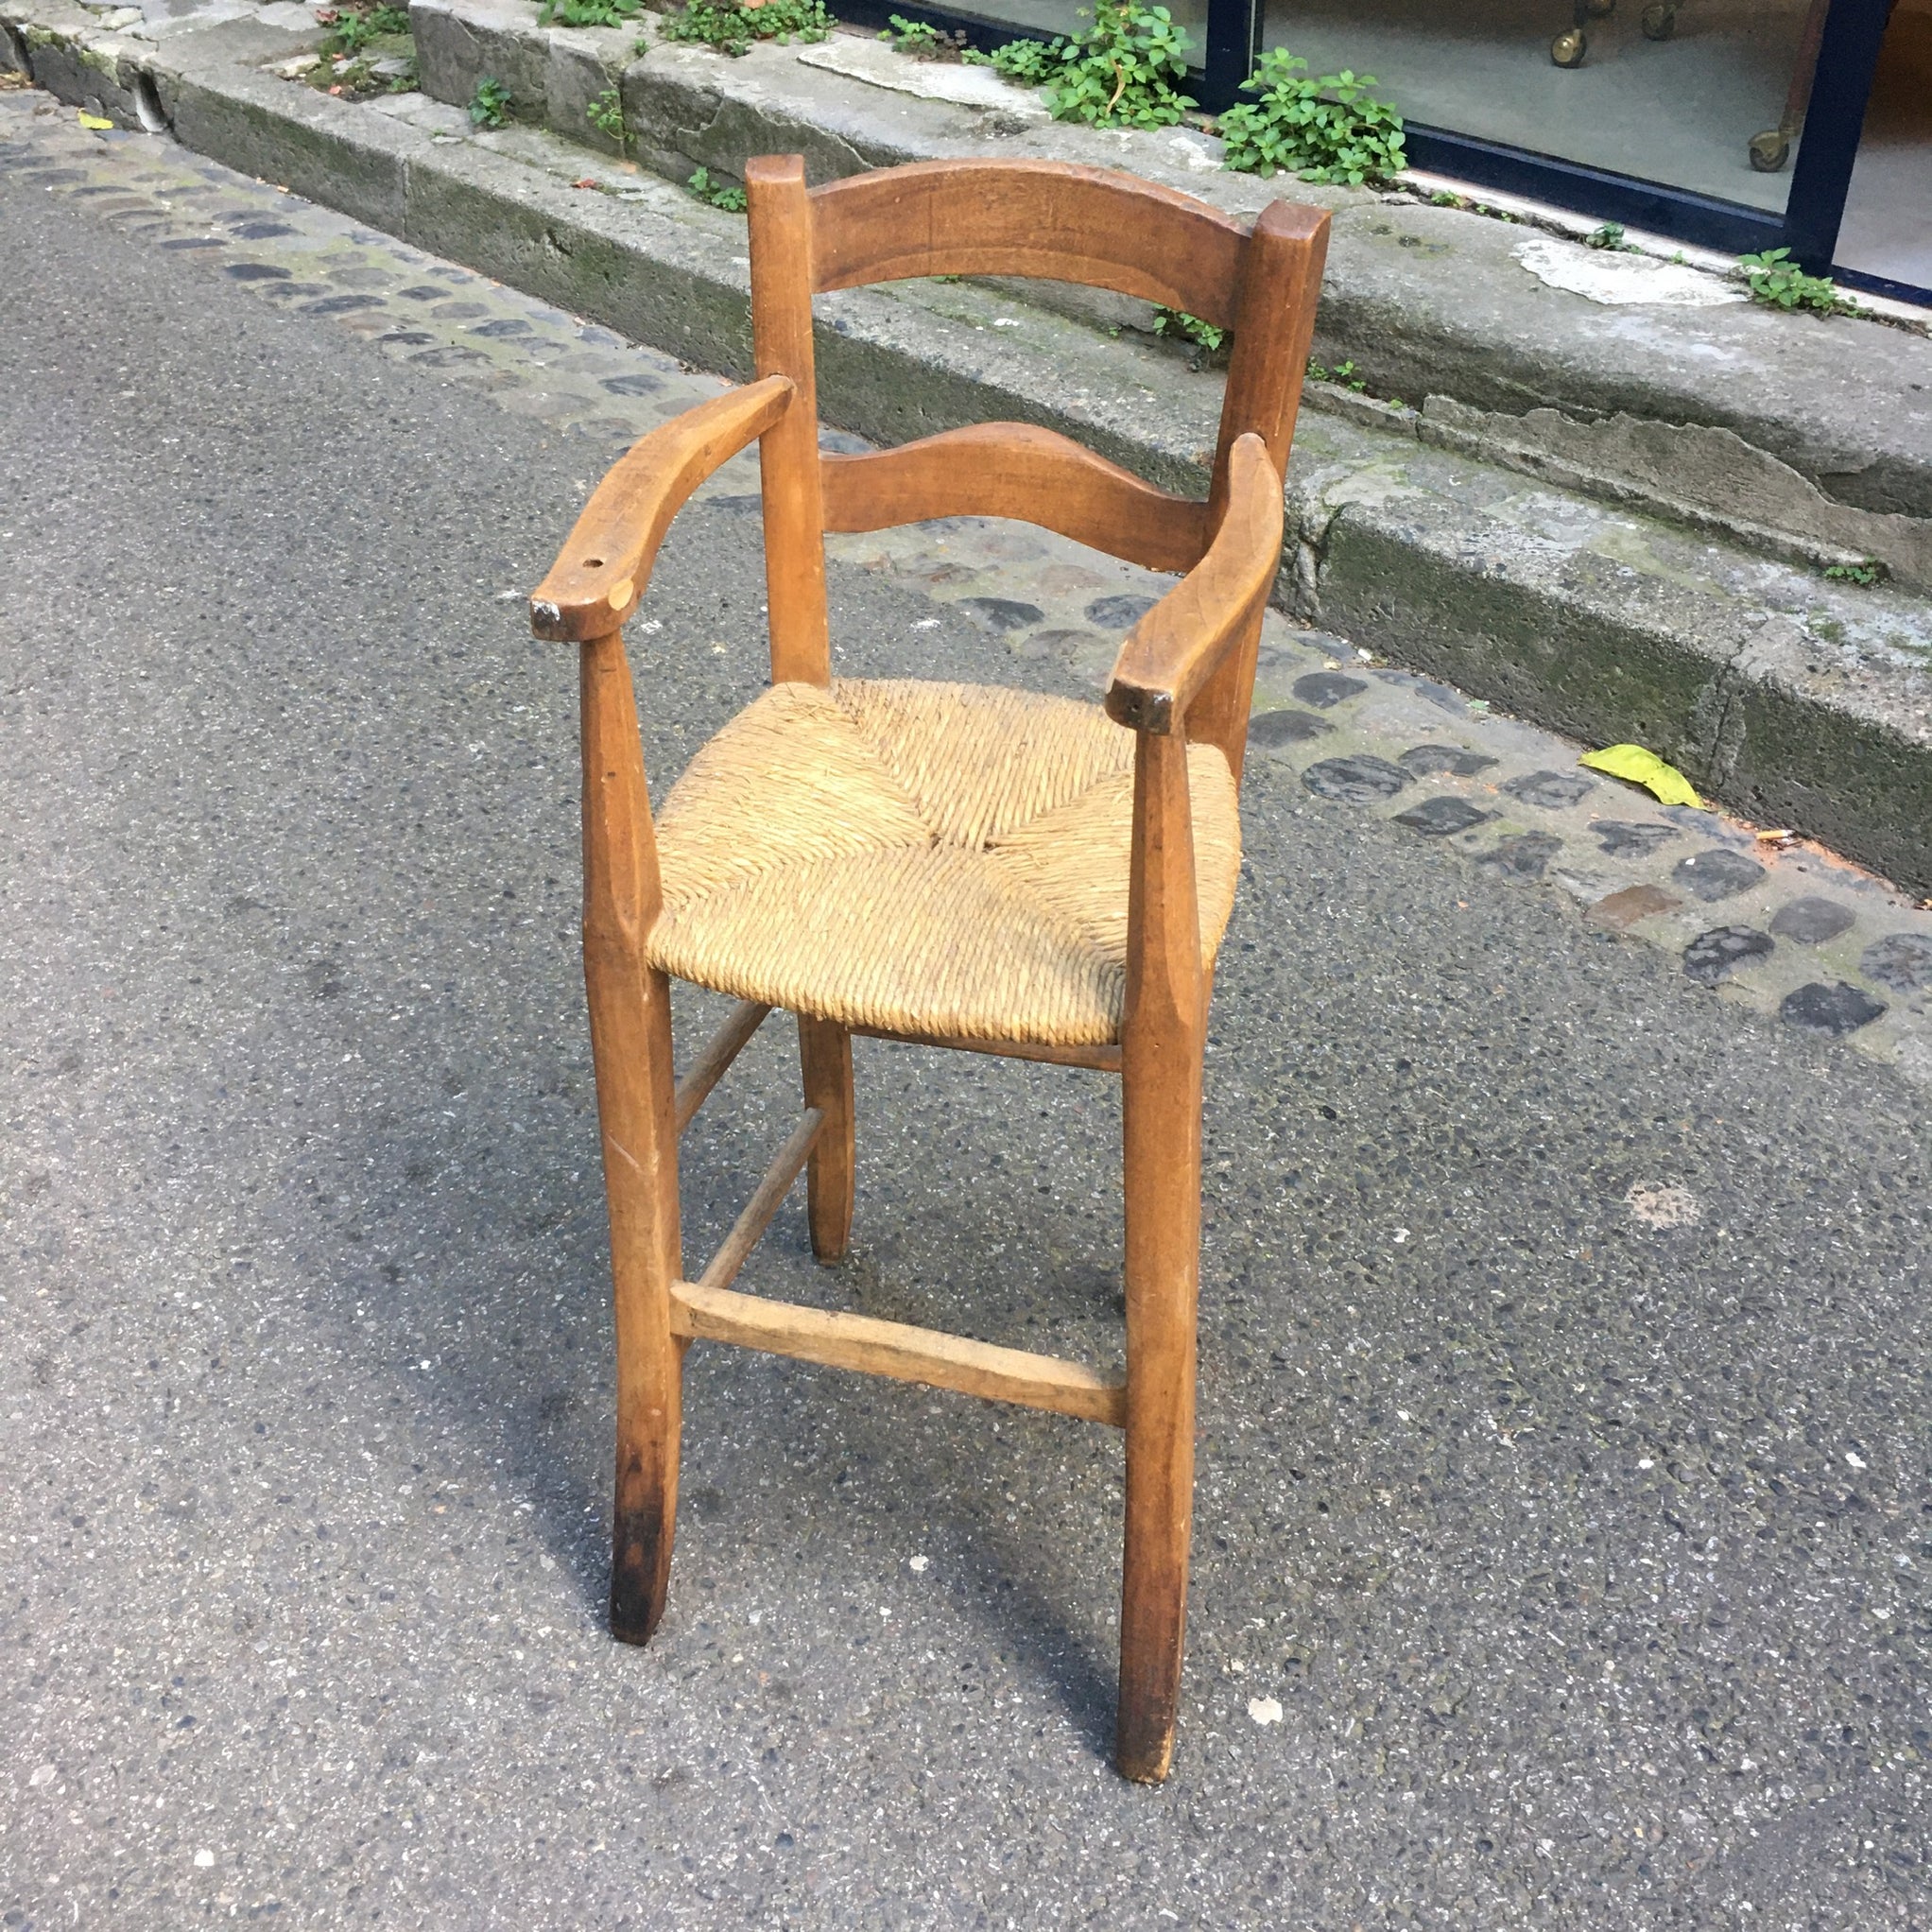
left=78, top=111, right=114, bottom=129
left=1579, top=743, right=1701, bottom=808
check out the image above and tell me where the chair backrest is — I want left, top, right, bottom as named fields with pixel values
left=743, top=155, right=1331, bottom=767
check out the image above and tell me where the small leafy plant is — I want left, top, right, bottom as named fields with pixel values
left=1738, top=247, right=1857, bottom=316
left=880, top=12, right=967, bottom=59
left=1048, top=1, right=1194, bottom=128
left=687, top=165, right=748, bottom=213
left=586, top=83, right=627, bottom=149
left=1822, top=559, right=1884, bottom=586
left=659, top=0, right=830, bottom=58
left=975, top=2, right=1194, bottom=129
left=1583, top=220, right=1636, bottom=251
left=540, top=0, right=641, bottom=22
left=963, top=36, right=1056, bottom=82
left=1152, top=306, right=1227, bottom=367
left=1216, top=50, right=1404, bottom=185
left=1307, top=356, right=1367, bottom=391
left=318, top=2, right=409, bottom=55
left=469, top=74, right=512, bottom=125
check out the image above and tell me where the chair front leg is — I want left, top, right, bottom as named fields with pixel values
left=1116, top=730, right=1205, bottom=1784
left=580, top=630, right=684, bottom=1645
left=798, top=1013, right=855, bottom=1263
left=597, top=960, right=683, bottom=1643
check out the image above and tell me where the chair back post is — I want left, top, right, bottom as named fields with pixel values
left=1191, top=203, right=1331, bottom=780
left=746, top=155, right=833, bottom=686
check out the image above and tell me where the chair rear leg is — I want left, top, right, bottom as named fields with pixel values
left=590, top=957, right=684, bottom=1646
left=799, top=1013, right=855, bottom=1263
left=1115, top=1027, right=1203, bottom=1783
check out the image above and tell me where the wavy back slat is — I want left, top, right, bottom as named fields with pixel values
left=819, top=424, right=1210, bottom=575
left=807, top=160, right=1250, bottom=329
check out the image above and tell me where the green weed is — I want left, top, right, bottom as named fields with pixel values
left=540, top=0, right=641, bottom=22
left=318, top=3, right=409, bottom=55
left=962, top=36, right=1056, bottom=81
left=880, top=13, right=967, bottom=58
left=658, top=0, right=829, bottom=58
left=1738, top=247, right=1858, bottom=316
left=1152, top=306, right=1227, bottom=366
left=1583, top=221, right=1637, bottom=251
left=973, top=2, right=1194, bottom=129
left=1307, top=356, right=1367, bottom=391
left=586, top=83, right=627, bottom=148
left=468, top=75, right=512, bottom=126
left=687, top=165, right=748, bottom=213
left=1822, top=560, right=1884, bottom=586
left=1216, top=49, right=1404, bottom=185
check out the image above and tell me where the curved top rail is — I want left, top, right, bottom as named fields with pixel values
left=807, top=160, right=1250, bottom=330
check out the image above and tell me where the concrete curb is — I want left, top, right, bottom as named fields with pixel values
left=3, top=23, right=1929, bottom=892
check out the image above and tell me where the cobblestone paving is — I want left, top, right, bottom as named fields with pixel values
left=7, top=89, right=1930, bottom=1090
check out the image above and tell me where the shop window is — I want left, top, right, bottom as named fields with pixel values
left=1259, top=0, right=1829, bottom=213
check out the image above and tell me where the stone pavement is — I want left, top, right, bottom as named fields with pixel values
left=3, top=95, right=1931, bottom=1931
left=8, top=91, right=1930, bottom=1091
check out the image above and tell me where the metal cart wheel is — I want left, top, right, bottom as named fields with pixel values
left=1552, top=0, right=1616, bottom=67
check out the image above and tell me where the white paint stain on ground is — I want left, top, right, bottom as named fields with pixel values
left=1248, top=1697, right=1284, bottom=1726
left=796, top=37, right=1047, bottom=115
left=1514, top=236, right=1748, bottom=308
left=1626, top=1182, right=1701, bottom=1228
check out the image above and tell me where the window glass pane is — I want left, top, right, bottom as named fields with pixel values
left=1261, top=0, right=1830, bottom=213
left=1835, top=0, right=1932, bottom=296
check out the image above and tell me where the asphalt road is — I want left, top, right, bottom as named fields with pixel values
left=2, top=124, right=1929, bottom=1930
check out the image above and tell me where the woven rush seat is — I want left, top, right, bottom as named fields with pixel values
left=646, top=677, right=1242, bottom=1046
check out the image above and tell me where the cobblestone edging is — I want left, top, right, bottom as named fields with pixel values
left=2, top=25, right=1930, bottom=896
left=6, top=88, right=1928, bottom=1092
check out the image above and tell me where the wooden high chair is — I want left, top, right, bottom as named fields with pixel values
left=529, top=156, right=1329, bottom=1782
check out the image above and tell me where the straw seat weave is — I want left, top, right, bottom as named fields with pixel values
left=645, top=679, right=1243, bottom=1046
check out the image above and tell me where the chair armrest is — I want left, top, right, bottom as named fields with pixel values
left=529, top=375, right=796, bottom=643
left=1103, top=434, right=1284, bottom=735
